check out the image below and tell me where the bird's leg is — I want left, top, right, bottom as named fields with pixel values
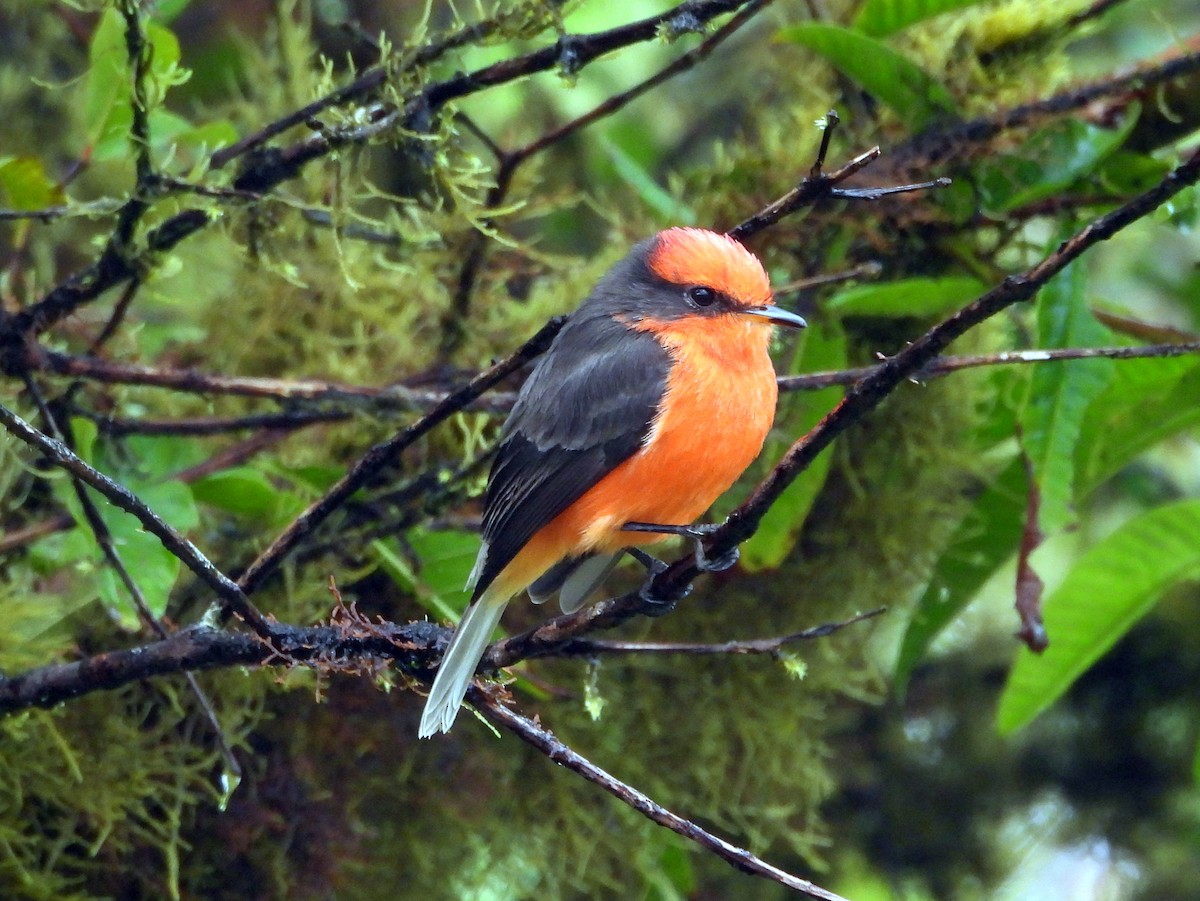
left=622, top=521, right=741, bottom=574
left=625, top=547, right=687, bottom=616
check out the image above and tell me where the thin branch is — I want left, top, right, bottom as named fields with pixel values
left=487, top=145, right=1200, bottom=667
left=778, top=341, right=1200, bottom=391
left=556, top=607, right=885, bottom=655
left=31, top=348, right=512, bottom=412
left=0, top=400, right=274, bottom=637
left=727, top=147, right=882, bottom=241
left=773, top=260, right=883, bottom=296
left=443, top=0, right=773, bottom=355
left=92, top=409, right=351, bottom=437
left=469, top=686, right=850, bottom=901
left=234, top=316, right=566, bottom=596
left=906, top=49, right=1200, bottom=164
left=21, top=375, right=242, bottom=785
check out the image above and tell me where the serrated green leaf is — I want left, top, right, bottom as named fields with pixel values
left=825, top=276, right=983, bottom=318
left=190, top=468, right=279, bottom=518
left=894, top=454, right=1025, bottom=694
left=777, top=24, right=956, bottom=131
left=741, top=321, right=847, bottom=570
left=1019, top=261, right=1113, bottom=534
left=853, top=0, right=990, bottom=37
left=997, top=500, right=1200, bottom=733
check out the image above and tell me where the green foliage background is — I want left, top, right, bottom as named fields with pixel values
left=1, top=0, right=1199, bottom=898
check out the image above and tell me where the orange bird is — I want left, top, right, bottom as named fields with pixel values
left=419, top=227, right=805, bottom=737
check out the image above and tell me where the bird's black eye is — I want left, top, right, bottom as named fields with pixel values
left=687, top=286, right=718, bottom=307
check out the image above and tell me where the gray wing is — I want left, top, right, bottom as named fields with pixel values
left=472, top=306, right=669, bottom=599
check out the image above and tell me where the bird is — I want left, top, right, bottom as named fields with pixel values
left=418, top=227, right=806, bottom=737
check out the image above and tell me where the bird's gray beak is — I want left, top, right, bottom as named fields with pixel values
left=739, top=304, right=807, bottom=329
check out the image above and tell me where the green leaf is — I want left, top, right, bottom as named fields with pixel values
left=741, top=322, right=847, bottom=570
left=976, top=113, right=1139, bottom=213
left=372, top=529, right=477, bottom=622
left=190, top=468, right=280, bottom=519
left=894, top=454, right=1025, bottom=694
left=1018, top=261, right=1113, bottom=534
left=825, top=276, right=983, bottom=318
left=776, top=24, right=957, bottom=131
left=97, top=480, right=198, bottom=627
left=0, top=157, right=64, bottom=210
left=853, top=0, right=990, bottom=37
left=598, top=136, right=695, bottom=224
left=997, top=500, right=1200, bottom=733
left=84, top=10, right=193, bottom=162
left=83, top=9, right=127, bottom=148
left=69, top=417, right=98, bottom=466
left=1077, top=358, right=1200, bottom=496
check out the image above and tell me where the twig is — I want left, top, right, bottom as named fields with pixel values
left=21, top=375, right=242, bottom=786
left=727, top=147, right=882, bottom=241
left=773, top=260, right=883, bottom=296
left=92, top=409, right=351, bottom=437
left=443, top=0, right=773, bottom=355
left=487, top=145, right=1200, bottom=666
left=907, top=49, right=1200, bottom=164
left=555, top=607, right=885, bottom=655
left=31, top=348, right=512, bottom=412
left=469, top=686, right=850, bottom=901
left=0, top=514, right=73, bottom=555
left=778, top=341, right=1200, bottom=391
left=234, top=317, right=566, bottom=596
left=0, top=400, right=275, bottom=637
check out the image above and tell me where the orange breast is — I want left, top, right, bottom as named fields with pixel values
left=488, top=313, right=778, bottom=599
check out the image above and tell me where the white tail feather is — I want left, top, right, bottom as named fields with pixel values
left=418, top=593, right=509, bottom=738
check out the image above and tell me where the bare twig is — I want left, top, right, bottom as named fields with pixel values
left=469, top=686, right=850, bottom=901
left=0, top=400, right=274, bottom=637
left=727, top=147, right=882, bottom=241
left=443, top=0, right=773, bottom=355
left=235, top=316, right=566, bottom=596
left=486, top=146, right=1200, bottom=667
left=555, top=607, right=885, bottom=656
left=21, top=375, right=242, bottom=785
left=779, top=341, right=1200, bottom=391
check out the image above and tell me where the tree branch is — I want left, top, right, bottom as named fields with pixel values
left=469, top=685, right=851, bottom=901
left=486, top=145, right=1200, bottom=666
left=0, top=401, right=275, bottom=637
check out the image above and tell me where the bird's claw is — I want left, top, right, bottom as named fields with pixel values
left=627, top=547, right=689, bottom=616
left=623, top=521, right=739, bottom=574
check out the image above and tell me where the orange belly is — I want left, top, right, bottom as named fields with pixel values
left=488, top=313, right=778, bottom=600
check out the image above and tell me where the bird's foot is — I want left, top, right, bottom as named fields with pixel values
left=622, top=521, right=740, bottom=573
left=626, top=547, right=688, bottom=616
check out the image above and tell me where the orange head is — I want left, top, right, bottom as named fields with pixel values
left=583, top=228, right=806, bottom=332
